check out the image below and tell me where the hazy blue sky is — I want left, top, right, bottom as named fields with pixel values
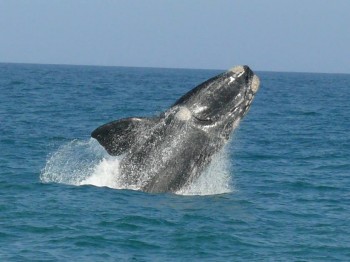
left=1, top=0, right=349, bottom=73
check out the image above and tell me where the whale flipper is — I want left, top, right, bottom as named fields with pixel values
left=91, top=117, right=156, bottom=156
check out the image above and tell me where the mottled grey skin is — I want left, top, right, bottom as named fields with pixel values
left=91, top=65, right=260, bottom=193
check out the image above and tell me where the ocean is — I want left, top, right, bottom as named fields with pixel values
left=0, top=63, right=349, bottom=261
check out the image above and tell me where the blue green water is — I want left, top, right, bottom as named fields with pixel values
left=1, top=63, right=349, bottom=261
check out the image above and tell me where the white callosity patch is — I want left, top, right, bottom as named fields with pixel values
left=229, top=65, right=245, bottom=77
left=175, top=106, right=192, bottom=121
left=251, top=75, right=260, bottom=94
left=228, top=76, right=236, bottom=84
left=229, top=65, right=260, bottom=94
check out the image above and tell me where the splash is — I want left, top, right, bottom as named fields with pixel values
left=40, top=138, right=233, bottom=195
left=41, top=139, right=126, bottom=189
left=176, top=147, right=233, bottom=195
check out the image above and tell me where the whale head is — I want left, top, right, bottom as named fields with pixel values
left=173, top=65, right=260, bottom=139
left=92, top=65, right=260, bottom=157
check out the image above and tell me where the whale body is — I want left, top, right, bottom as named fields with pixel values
left=91, top=65, right=260, bottom=193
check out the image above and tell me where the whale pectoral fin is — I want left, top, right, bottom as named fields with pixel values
left=91, top=117, right=156, bottom=156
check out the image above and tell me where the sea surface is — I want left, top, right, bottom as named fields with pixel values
left=0, top=63, right=349, bottom=261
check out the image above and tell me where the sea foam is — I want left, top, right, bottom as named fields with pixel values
left=40, top=138, right=233, bottom=195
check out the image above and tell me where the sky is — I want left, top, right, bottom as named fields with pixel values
left=0, top=0, right=349, bottom=73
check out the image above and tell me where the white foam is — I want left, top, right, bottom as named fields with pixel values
left=40, top=138, right=109, bottom=186
left=176, top=146, right=233, bottom=195
left=41, top=138, right=233, bottom=195
left=80, top=158, right=120, bottom=188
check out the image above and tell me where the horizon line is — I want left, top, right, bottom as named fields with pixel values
left=1, top=61, right=349, bottom=76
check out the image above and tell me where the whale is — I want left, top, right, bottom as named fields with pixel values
left=91, top=65, right=260, bottom=193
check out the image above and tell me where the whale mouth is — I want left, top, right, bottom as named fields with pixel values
left=174, top=106, right=215, bottom=125
left=193, top=115, right=214, bottom=124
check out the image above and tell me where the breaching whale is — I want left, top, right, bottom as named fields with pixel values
left=91, top=65, right=260, bottom=193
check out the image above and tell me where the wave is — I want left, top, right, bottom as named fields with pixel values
left=40, top=138, right=233, bottom=195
